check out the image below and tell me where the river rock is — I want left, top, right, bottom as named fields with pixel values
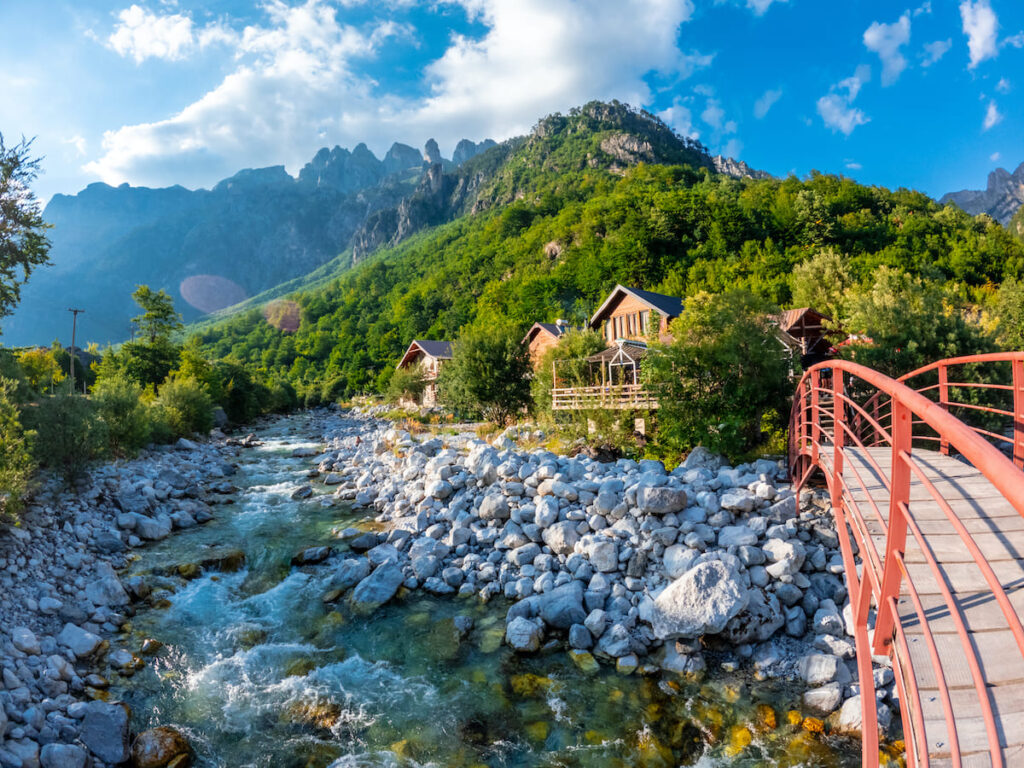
left=6, top=739, right=40, bottom=767
left=663, top=544, right=697, bottom=579
left=638, top=486, right=688, bottom=515
left=292, top=546, right=332, bottom=566
left=350, top=563, right=404, bottom=611
left=505, top=617, right=542, bottom=652
left=536, top=581, right=586, bottom=629
left=763, top=538, right=805, bottom=578
left=57, top=623, right=103, bottom=658
left=478, top=494, right=509, bottom=521
left=40, top=744, right=88, bottom=768
left=81, top=701, right=131, bottom=764
left=717, top=525, right=758, bottom=548
left=85, top=562, right=130, bottom=607
left=798, top=653, right=842, bottom=686
left=12, top=626, right=41, bottom=655
left=135, top=514, right=172, bottom=541
left=803, top=681, right=843, bottom=714
left=541, top=521, right=579, bottom=555
left=131, top=726, right=193, bottom=768
left=650, top=560, right=748, bottom=639
left=290, top=485, right=314, bottom=500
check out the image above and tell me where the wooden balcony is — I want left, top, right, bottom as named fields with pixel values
left=551, top=384, right=659, bottom=411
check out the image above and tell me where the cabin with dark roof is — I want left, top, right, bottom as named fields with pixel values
left=396, top=339, right=453, bottom=406
left=588, top=284, right=684, bottom=345
left=522, top=320, right=579, bottom=367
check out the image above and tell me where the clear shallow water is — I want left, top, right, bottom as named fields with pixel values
left=111, top=415, right=866, bottom=768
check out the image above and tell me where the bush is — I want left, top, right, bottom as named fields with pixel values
left=643, top=290, right=791, bottom=460
left=386, top=365, right=428, bottom=404
left=156, top=376, right=213, bottom=438
left=530, top=328, right=607, bottom=413
left=438, top=320, right=532, bottom=424
left=92, top=373, right=151, bottom=456
left=27, top=390, right=107, bottom=483
left=0, top=378, right=35, bottom=519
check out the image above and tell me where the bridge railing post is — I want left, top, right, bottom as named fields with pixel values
left=938, top=363, right=950, bottom=457
left=811, top=369, right=820, bottom=465
left=1014, top=358, right=1024, bottom=469
left=873, top=399, right=911, bottom=655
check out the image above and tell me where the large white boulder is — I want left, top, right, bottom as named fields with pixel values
left=649, top=560, right=748, bottom=639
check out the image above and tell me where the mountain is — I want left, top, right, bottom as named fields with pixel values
left=194, top=104, right=1020, bottom=404
left=4, top=100, right=758, bottom=347
left=940, top=162, right=1024, bottom=225
left=1, top=138, right=495, bottom=346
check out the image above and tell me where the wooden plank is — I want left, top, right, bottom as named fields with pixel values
left=898, top=590, right=1024, bottom=634
left=903, top=628, right=1024, bottom=689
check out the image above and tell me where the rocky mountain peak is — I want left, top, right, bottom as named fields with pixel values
left=940, top=161, right=1024, bottom=225
left=423, top=138, right=442, bottom=165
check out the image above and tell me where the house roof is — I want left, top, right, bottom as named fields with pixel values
left=777, top=307, right=829, bottom=335
left=588, top=285, right=684, bottom=328
left=521, top=322, right=581, bottom=345
left=397, top=339, right=453, bottom=369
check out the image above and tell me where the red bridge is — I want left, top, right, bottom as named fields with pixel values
left=790, top=353, right=1024, bottom=768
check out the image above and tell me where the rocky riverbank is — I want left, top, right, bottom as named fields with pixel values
left=303, top=408, right=898, bottom=744
left=0, top=434, right=244, bottom=768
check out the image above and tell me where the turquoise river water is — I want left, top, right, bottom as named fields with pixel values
left=109, top=416, right=868, bottom=768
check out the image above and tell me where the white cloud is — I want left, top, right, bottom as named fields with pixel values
left=722, top=138, right=742, bottom=158
left=1004, top=32, right=1024, bottom=49
left=982, top=100, right=1002, bottom=130
left=753, top=88, right=782, bottom=118
left=816, top=66, right=870, bottom=136
left=845, top=160, right=862, bottom=170
left=63, top=135, right=88, bottom=156
left=745, top=0, right=787, bottom=15
left=106, top=4, right=232, bottom=63
left=86, top=0, right=708, bottom=188
left=991, top=151, right=1001, bottom=162
left=996, top=77, right=1011, bottom=93
left=921, top=38, right=951, bottom=66
left=863, top=12, right=911, bottom=86
left=657, top=100, right=698, bottom=139
left=702, top=99, right=725, bottom=130
left=959, top=0, right=999, bottom=69
left=913, top=1, right=931, bottom=16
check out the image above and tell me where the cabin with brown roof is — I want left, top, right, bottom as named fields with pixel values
left=522, top=320, right=579, bottom=368
left=775, top=307, right=835, bottom=368
left=588, top=285, right=684, bottom=345
left=396, top=339, right=453, bottom=406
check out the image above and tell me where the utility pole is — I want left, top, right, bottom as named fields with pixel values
left=68, top=308, right=84, bottom=394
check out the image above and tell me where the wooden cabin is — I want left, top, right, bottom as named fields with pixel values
left=396, top=339, right=453, bottom=406
left=775, top=307, right=834, bottom=368
left=522, top=321, right=579, bottom=367
left=588, top=285, right=684, bottom=345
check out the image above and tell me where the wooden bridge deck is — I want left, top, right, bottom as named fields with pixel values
left=823, top=447, right=1024, bottom=768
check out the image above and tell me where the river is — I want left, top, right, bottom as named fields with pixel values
left=109, top=414, right=866, bottom=768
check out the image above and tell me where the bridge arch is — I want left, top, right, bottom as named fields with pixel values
left=789, top=354, right=1024, bottom=768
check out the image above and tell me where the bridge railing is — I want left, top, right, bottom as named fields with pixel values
left=789, top=356, right=1024, bottom=768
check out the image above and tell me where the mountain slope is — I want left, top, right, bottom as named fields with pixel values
left=195, top=142, right=1022, bottom=403
left=2, top=139, right=494, bottom=346
left=941, top=162, right=1024, bottom=225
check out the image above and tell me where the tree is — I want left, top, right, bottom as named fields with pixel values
left=0, top=135, right=50, bottom=321
left=0, top=377, right=34, bottom=519
left=438, top=320, right=532, bottom=424
left=16, top=347, right=64, bottom=392
left=643, top=290, right=791, bottom=459
left=386, top=364, right=428, bottom=404
left=995, top=277, right=1024, bottom=351
left=790, top=248, right=853, bottom=321
left=530, top=328, right=607, bottom=413
left=837, top=268, right=996, bottom=377
left=132, top=285, right=183, bottom=344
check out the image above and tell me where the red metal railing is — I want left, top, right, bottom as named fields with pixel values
left=789, top=355, right=1024, bottom=768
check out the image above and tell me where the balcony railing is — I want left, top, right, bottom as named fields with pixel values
left=551, top=384, right=659, bottom=410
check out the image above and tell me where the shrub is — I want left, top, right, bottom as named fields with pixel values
left=92, top=373, right=151, bottom=456
left=438, top=320, right=532, bottom=424
left=530, top=328, right=607, bottom=413
left=643, top=290, right=791, bottom=460
left=386, top=365, right=428, bottom=404
left=27, top=389, right=107, bottom=483
left=156, top=376, right=213, bottom=438
left=0, top=378, right=35, bottom=519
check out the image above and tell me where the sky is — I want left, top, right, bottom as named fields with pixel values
left=1, top=0, right=1022, bottom=204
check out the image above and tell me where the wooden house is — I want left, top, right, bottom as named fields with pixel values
left=775, top=307, right=834, bottom=368
left=588, top=285, right=684, bottom=345
left=552, top=285, right=683, bottom=410
left=396, top=339, right=453, bottom=406
left=522, top=321, right=579, bottom=367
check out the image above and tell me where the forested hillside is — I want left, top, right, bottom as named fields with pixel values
left=195, top=127, right=1024, bottom=404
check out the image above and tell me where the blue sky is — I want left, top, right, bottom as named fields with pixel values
left=1, top=0, right=1022, bottom=203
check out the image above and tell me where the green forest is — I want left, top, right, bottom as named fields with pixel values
left=194, top=158, right=1024, bottom=405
